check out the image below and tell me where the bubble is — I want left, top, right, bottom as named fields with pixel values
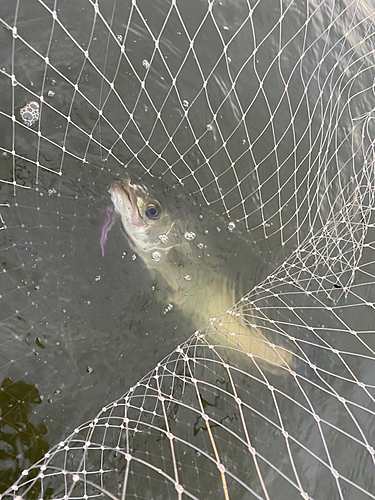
left=47, top=90, right=55, bottom=97
left=184, top=275, right=192, bottom=281
left=20, top=100, right=39, bottom=127
left=198, top=214, right=204, bottom=220
left=204, top=229, right=209, bottom=235
left=142, top=59, right=150, bottom=69
left=159, top=234, right=168, bottom=244
left=207, top=124, right=213, bottom=131
left=197, top=243, right=204, bottom=249
left=163, top=303, right=174, bottom=315
left=228, top=222, right=236, bottom=232
left=51, top=79, right=56, bottom=85
left=131, top=254, right=137, bottom=261
left=122, top=251, right=127, bottom=258
left=184, top=231, right=196, bottom=241
left=182, top=100, right=189, bottom=108
left=151, top=251, right=161, bottom=262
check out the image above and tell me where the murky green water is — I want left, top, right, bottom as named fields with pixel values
left=1, top=0, right=375, bottom=497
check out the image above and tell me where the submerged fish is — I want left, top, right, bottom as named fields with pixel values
left=101, top=178, right=293, bottom=371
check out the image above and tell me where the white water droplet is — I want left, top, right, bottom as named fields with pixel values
left=20, top=101, right=39, bottom=127
left=47, top=90, right=55, bottom=97
left=182, top=100, right=189, bottom=108
left=184, top=275, right=192, bottom=281
left=163, top=303, right=174, bottom=315
left=142, top=59, right=150, bottom=69
left=131, top=254, right=137, bottom=261
left=151, top=251, right=161, bottom=262
left=184, top=231, right=196, bottom=241
left=228, top=222, right=236, bottom=232
left=159, top=234, right=168, bottom=244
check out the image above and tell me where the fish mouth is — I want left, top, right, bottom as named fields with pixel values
left=109, top=179, right=145, bottom=227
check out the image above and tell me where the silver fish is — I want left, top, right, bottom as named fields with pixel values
left=102, top=178, right=293, bottom=371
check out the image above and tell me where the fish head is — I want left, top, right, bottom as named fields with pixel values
left=109, top=179, right=178, bottom=254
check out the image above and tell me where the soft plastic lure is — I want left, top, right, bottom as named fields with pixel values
left=100, top=205, right=115, bottom=256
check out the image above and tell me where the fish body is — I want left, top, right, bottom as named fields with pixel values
left=103, top=178, right=293, bottom=371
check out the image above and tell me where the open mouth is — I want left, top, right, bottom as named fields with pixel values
left=109, top=179, right=144, bottom=228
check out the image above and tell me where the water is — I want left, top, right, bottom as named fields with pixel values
left=1, top=0, right=375, bottom=497
left=0, top=162, right=270, bottom=488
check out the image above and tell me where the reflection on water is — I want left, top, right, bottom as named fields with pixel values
left=0, top=378, right=50, bottom=497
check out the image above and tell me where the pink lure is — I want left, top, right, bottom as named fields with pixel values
left=100, top=205, right=115, bottom=256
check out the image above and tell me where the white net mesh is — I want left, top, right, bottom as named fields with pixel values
left=1, top=0, right=375, bottom=498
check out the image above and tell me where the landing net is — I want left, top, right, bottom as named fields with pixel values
left=1, top=0, right=375, bottom=499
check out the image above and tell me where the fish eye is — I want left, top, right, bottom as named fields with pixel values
left=146, top=203, right=160, bottom=220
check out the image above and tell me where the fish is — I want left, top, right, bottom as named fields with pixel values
left=101, top=178, right=294, bottom=372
